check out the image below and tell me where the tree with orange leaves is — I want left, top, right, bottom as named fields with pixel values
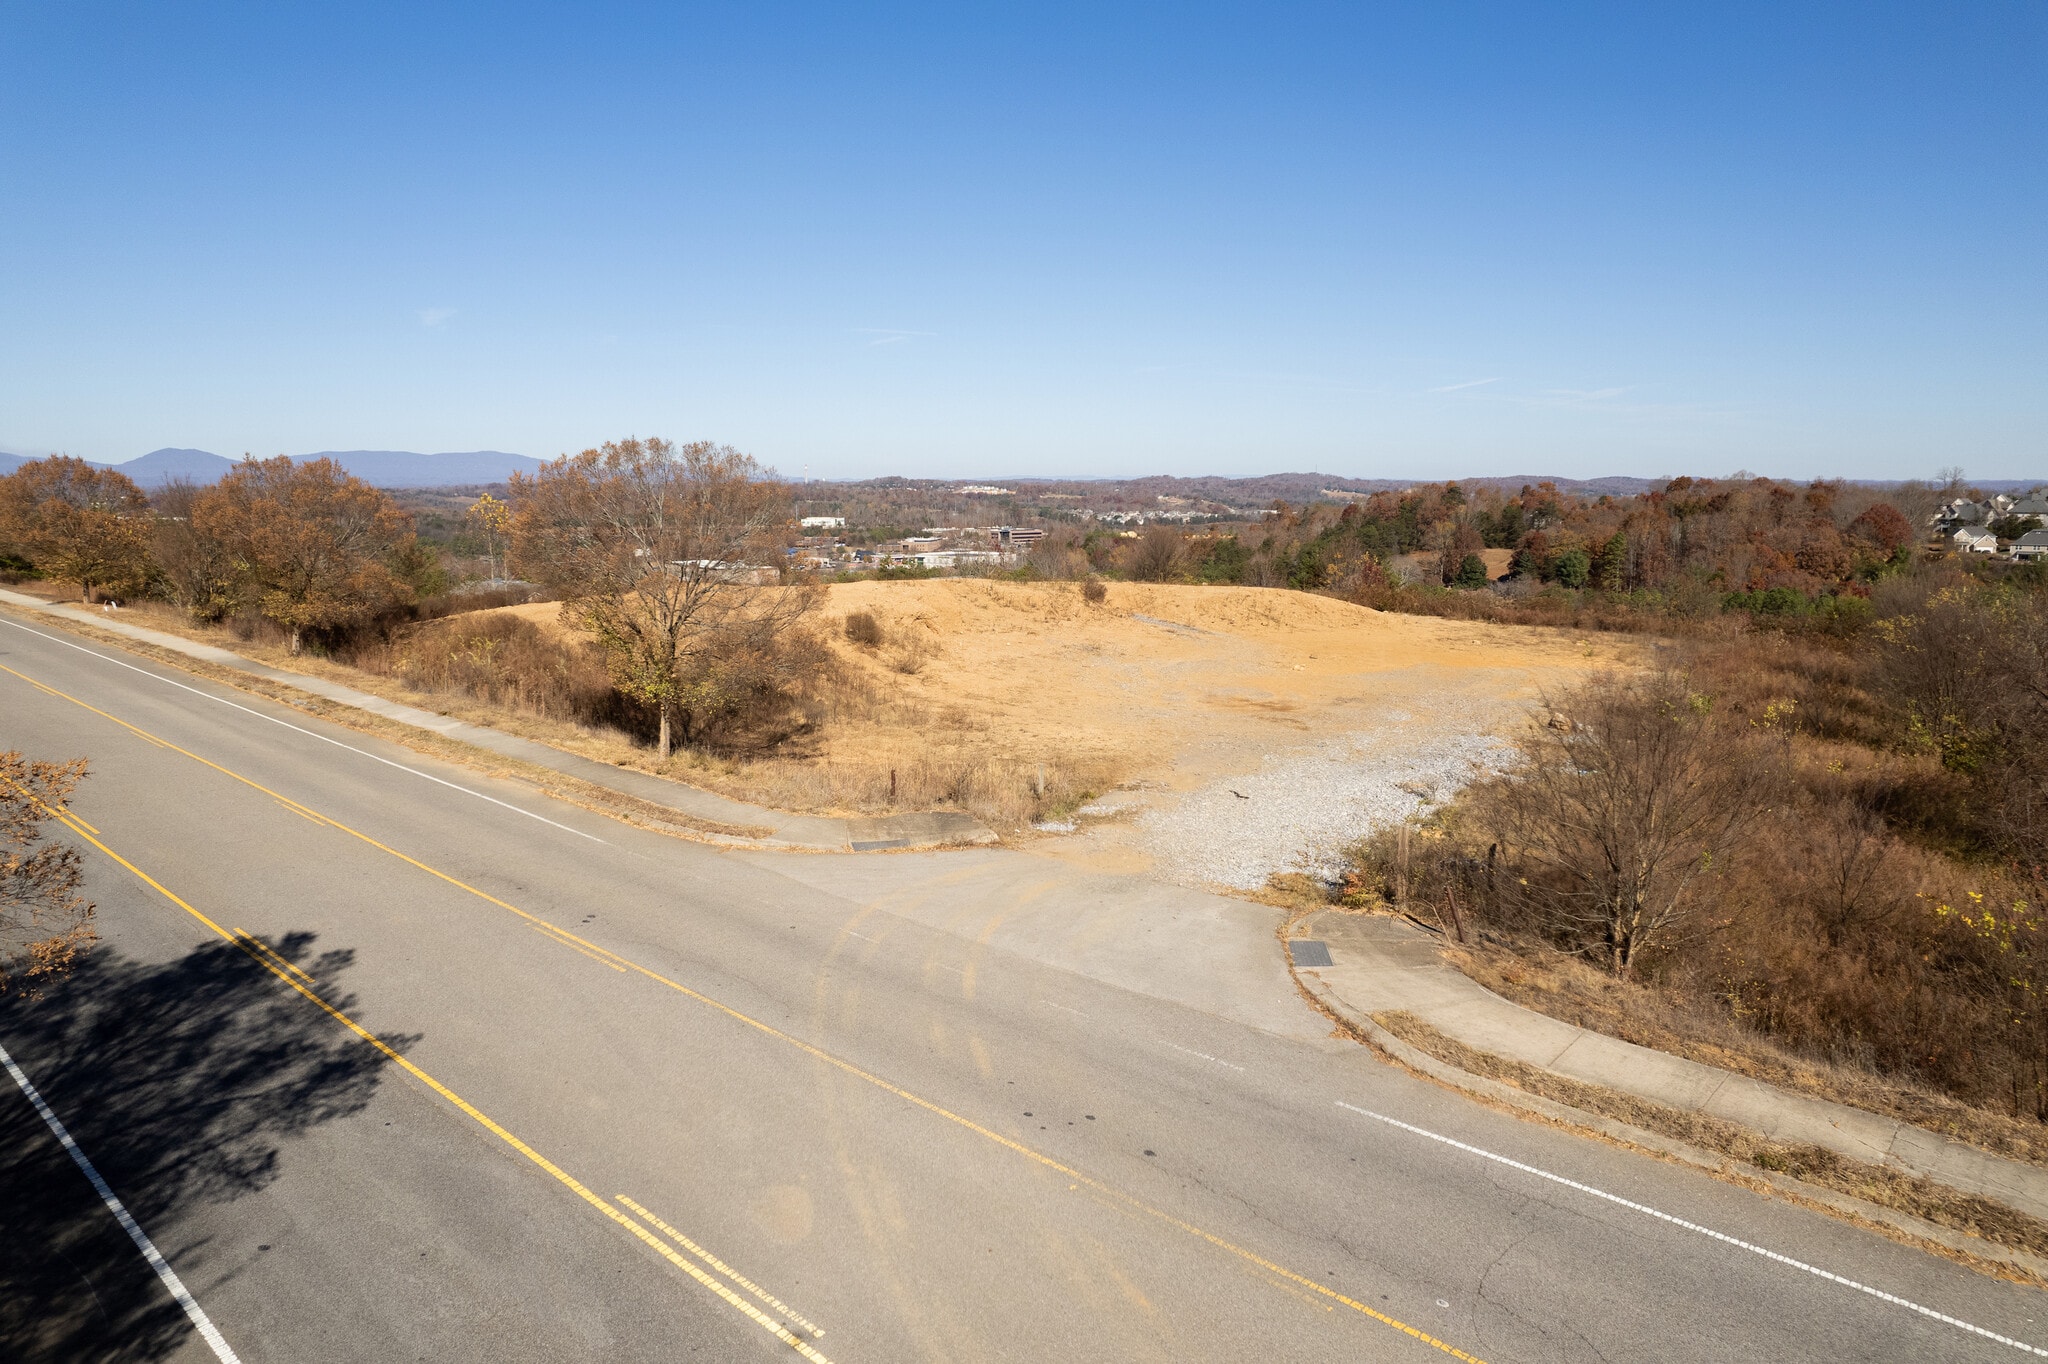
left=0, top=456, right=152, bottom=602
left=193, top=456, right=416, bottom=652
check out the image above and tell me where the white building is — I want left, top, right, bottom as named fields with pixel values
left=800, top=516, right=846, bottom=529
left=1952, top=528, right=1998, bottom=554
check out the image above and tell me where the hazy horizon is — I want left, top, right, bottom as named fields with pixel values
left=6, top=444, right=2037, bottom=493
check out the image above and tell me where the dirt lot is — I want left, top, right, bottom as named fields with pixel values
left=19, top=577, right=1625, bottom=887
left=509, top=579, right=1627, bottom=887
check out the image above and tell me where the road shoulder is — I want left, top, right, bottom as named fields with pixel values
left=0, top=589, right=994, bottom=854
left=1287, top=906, right=2048, bottom=1284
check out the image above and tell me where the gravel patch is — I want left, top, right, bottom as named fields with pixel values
left=1136, top=706, right=1519, bottom=891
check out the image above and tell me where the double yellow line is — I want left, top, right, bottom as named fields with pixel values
left=9, top=781, right=832, bottom=1358
left=1, top=656, right=1486, bottom=1363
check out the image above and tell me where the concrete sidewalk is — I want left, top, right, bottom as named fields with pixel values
left=0, top=589, right=995, bottom=854
left=1291, top=907, right=2048, bottom=1226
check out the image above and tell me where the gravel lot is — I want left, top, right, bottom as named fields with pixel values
left=1135, top=703, right=1520, bottom=891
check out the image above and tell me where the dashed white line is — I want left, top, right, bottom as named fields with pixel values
left=1161, top=1040, right=1245, bottom=1072
left=1, top=1039, right=242, bottom=1363
left=1042, top=1000, right=1090, bottom=1018
left=1337, top=1100, right=2048, bottom=1357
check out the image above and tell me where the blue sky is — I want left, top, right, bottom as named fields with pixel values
left=3, top=2, right=2042, bottom=480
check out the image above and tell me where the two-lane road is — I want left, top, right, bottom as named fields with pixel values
left=2, top=608, right=2043, bottom=1361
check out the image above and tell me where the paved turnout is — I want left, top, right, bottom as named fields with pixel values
left=2, top=609, right=2045, bottom=1363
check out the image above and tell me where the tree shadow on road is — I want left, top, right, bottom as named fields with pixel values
left=0, top=933, right=410, bottom=1363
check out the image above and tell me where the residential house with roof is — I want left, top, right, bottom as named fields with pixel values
left=1952, top=527, right=1999, bottom=554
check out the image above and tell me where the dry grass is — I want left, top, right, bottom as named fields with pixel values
left=0, top=602, right=775, bottom=842
left=1343, top=612, right=2048, bottom=1161
left=462, top=579, right=1613, bottom=831
left=1442, top=939, right=2048, bottom=1168
left=40, top=588, right=1104, bottom=828
left=17, top=576, right=1614, bottom=835
left=1374, top=1008, right=2048, bottom=1262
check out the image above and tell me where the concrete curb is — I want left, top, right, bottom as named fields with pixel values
left=1293, top=906, right=2048, bottom=1224
left=1288, top=946, right=2048, bottom=1283
left=0, top=589, right=999, bottom=854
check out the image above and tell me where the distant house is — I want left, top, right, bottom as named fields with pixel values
left=2015, top=529, right=2048, bottom=560
left=669, top=558, right=779, bottom=585
left=2012, top=496, right=2048, bottom=517
left=800, top=515, right=846, bottom=529
left=1953, top=528, right=1998, bottom=554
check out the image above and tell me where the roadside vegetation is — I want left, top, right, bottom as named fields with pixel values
left=0, top=445, right=1105, bottom=827
left=17, top=447, right=2048, bottom=1166
left=1340, top=560, right=2048, bottom=1155
left=0, top=752, right=95, bottom=997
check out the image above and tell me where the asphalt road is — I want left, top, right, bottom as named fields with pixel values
left=3, top=608, right=2046, bottom=1363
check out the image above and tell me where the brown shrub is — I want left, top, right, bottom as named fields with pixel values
left=1480, top=667, right=1780, bottom=976
left=844, top=610, right=884, bottom=647
left=1082, top=578, right=1107, bottom=605
left=356, top=613, right=633, bottom=730
left=1126, top=525, right=1189, bottom=582
left=1351, top=613, right=2048, bottom=1131
left=0, top=751, right=95, bottom=996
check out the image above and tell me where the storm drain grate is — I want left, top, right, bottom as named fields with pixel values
left=1289, top=940, right=1333, bottom=968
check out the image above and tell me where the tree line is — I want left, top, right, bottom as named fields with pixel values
left=0, top=454, right=433, bottom=652
left=0, top=440, right=811, bottom=760
left=1016, top=475, right=1995, bottom=629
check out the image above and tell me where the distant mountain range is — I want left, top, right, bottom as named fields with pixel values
left=986, top=472, right=2044, bottom=498
left=2, top=450, right=2037, bottom=496
left=0, top=447, right=546, bottom=488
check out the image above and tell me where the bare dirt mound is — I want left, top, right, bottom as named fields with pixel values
left=819, top=580, right=1624, bottom=882
left=486, top=580, right=1625, bottom=880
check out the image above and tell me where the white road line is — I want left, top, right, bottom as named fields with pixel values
left=0, top=1039, right=243, bottom=1363
left=1161, top=1040, right=1245, bottom=1072
left=0, top=615, right=605, bottom=843
left=1042, top=1000, right=1090, bottom=1018
left=1337, top=1100, right=2048, bottom=1357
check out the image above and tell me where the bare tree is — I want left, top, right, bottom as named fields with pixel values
left=0, top=457, right=153, bottom=602
left=193, top=457, right=415, bottom=652
left=1486, top=670, right=1775, bottom=976
left=1801, top=801, right=1907, bottom=947
left=0, top=752, right=95, bottom=996
left=510, top=437, right=812, bottom=759
left=1126, top=524, right=1188, bottom=582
